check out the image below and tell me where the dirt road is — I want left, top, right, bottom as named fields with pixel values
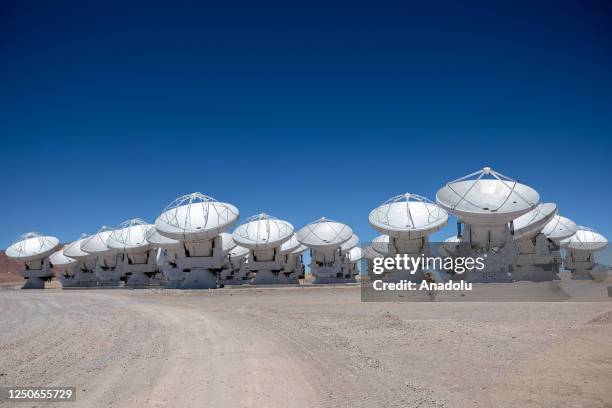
left=0, top=286, right=611, bottom=407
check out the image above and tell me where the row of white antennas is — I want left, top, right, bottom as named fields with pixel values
left=6, top=167, right=608, bottom=288
left=6, top=192, right=362, bottom=288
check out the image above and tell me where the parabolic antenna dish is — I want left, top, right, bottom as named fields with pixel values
left=372, top=234, right=390, bottom=255
left=297, top=217, right=353, bottom=250
left=348, top=246, right=363, bottom=263
left=219, top=232, right=237, bottom=253
left=107, top=218, right=154, bottom=253
left=369, top=194, right=448, bottom=239
left=560, top=226, right=607, bottom=252
left=50, top=246, right=77, bottom=267
left=80, top=226, right=117, bottom=256
left=291, top=244, right=308, bottom=255
left=279, top=233, right=301, bottom=254
left=145, top=227, right=180, bottom=248
left=542, top=215, right=578, bottom=242
left=63, top=236, right=95, bottom=260
left=233, top=213, right=294, bottom=250
left=436, top=167, right=540, bottom=226
left=362, top=245, right=384, bottom=260
left=340, top=234, right=359, bottom=252
left=229, top=245, right=249, bottom=259
left=155, top=192, right=239, bottom=241
left=6, top=232, right=60, bottom=262
left=512, top=203, right=558, bottom=241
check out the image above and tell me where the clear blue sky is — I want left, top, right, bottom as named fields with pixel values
left=1, top=0, right=611, bottom=248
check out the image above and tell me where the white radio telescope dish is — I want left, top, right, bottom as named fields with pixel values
left=155, top=192, right=239, bottom=241
left=371, top=234, right=390, bottom=255
left=229, top=245, right=249, bottom=259
left=63, top=235, right=95, bottom=260
left=291, top=244, right=308, bottom=255
left=219, top=232, right=238, bottom=252
left=107, top=218, right=154, bottom=253
left=340, top=233, right=359, bottom=252
left=297, top=217, right=353, bottom=250
left=512, top=203, right=558, bottom=241
left=80, top=226, right=117, bottom=256
left=436, top=167, right=540, bottom=226
left=232, top=213, right=294, bottom=250
left=362, top=245, right=384, bottom=260
left=279, top=233, right=301, bottom=254
left=6, top=232, right=60, bottom=262
left=369, top=193, right=448, bottom=239
left=146, top=227, right=180, bottom=248
left=541, top=215, right=578, bottom=242
left=560, top=226, right=607, bottom=252
left=50, top=246, right=78, bottom=267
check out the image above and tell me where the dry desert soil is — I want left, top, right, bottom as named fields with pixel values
left=0, top=285, right=611, bottom=408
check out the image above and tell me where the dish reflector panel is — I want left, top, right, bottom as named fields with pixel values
left=340, top=234, right=359, bottom=252
left=369, top=193, right=448, bottom=239
left=541, top=215, right=578, bottom=242
left=436, top=167, right=539, bottom=226
left=512, top=203, right=558, bottom=241
left=229, top=245, right=249, bottom=259
left=362, top=245, right=384, bottom=260
left=80, top=226, right=117, bottom=256
left=297, top=217, right=353, bottom=250
left=279, top=233, right=301, bottom=254
left=5, top=232, right=60, bottom=261
left=107, top=218, right=154, bottom=253
left=146, top=227, right=180, bottom=247
left=155, top=192, right=239, bottom=241
left=219, top=232, right=237, bottom=252
left=560, top=226, right=607, bottom=251
left=233, top=213, right=294, bottom=250
left=291, top=244, right=308, bottom=255
left=372, top=234, right=390, bottom=255
left=63, top=236, right=95, bottom=260
left=50, top=246, right=78, bottom=267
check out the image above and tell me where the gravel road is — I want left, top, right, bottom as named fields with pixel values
left=0, top=286, right=611, bottom=407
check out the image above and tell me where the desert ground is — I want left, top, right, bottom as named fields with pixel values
left=0, top=284, right=611, bottom=408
